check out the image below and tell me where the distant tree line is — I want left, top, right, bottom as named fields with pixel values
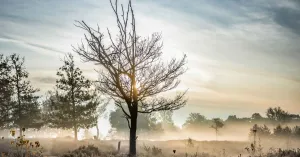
left=250, top=124, right=300, bottom=140
left=181, top=107, right=300, bottom=131
left=107, top=108, right=177, bottom=139
left=105, top=106, right=300, bottom=140
left=179, top=107, right=300, bottom=142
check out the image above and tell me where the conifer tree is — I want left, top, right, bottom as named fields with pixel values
left=48, top=53, right=99, bottom=140
left=10, top=54, right=42, bottom=136
left=0, top=54, right=14, bottom=128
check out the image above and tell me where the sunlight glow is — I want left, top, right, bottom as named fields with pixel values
left=134, top=82, right=141, bottom=89
left=77, top=117, right=111, bottom=140
left=78, top=129, right=85, bottom=140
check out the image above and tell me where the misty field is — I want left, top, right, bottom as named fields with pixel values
left=1, top=137, right=300, bottom=157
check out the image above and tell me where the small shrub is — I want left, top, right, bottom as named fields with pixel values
left=142, top=144, right=151, bottom=155
left=1, top=128, right=44, bottom=157
left=265, top=148, right=300, bottom=157
left=61, top=145, right=119, bottom=157
left=186, top=138, right=194, bottom=148
left=141, top=144, right=163, bottom=157
left=151, top=146, right=162, bottom=156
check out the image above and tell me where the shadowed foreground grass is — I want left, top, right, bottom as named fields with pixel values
left=62, top=145, right=300, bottom=157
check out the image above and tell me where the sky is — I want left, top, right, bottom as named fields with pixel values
left=1, top=0, right=300, bottom=135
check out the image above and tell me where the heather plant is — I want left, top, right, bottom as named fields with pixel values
left=186, top=138, right=195, bottom=148
left=142, top=144, right=163, bottom=157
left=61, top=145, right=104, bottom=157
left=1, top=128, right=43, bottom=157
left=265, top=148, right=300, bottom=157
left=293, top=126, right=300, bottom=139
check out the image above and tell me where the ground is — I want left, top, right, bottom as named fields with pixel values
left=1, top=137, right=300, bottom=156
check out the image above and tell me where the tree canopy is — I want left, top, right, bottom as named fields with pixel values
left=73, top=0, right=187, bottom=155
left=45, top=53, right=100, bottom=140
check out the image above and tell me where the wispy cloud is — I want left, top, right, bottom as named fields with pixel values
left=0, top=35, right=67, bottom=55
left=1, top=0, right=300, bottom=122
left=31, top=76, right=57, bottom=84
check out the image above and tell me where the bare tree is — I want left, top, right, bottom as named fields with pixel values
left=73, top=0, right=187, bottom=155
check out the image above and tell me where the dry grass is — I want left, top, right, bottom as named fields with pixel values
left=1, top=137, right=300, bottom=157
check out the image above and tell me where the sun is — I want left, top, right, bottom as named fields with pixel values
left=134, top=82, right=140, bottom=89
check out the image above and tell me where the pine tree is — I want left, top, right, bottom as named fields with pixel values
left=48, top=53, right=99, bottom=141
left=0, top=54, right=14, bottom=128
left=9, top=54, right=42, bottom=136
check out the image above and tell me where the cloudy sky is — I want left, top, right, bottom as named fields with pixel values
left=1, top=0, right=300, bottom=130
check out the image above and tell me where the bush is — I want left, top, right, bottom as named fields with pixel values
left=266, top=148, right=300, bottom=157
left=1, top=129, right=44, bottom=157
left=61, top=145, right=119, bottom=157
left=142, top=144, right=163, bottom=157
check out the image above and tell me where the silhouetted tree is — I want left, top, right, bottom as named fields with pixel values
left=41, top=90, right=57, bottom=116
left=273, top=125, right=292, bottom=149
left=289, top=114, right=300, bottom=121
left=47, top=53, right=99, bottom=141
left=249, top=124, right=271, bottom=139
left=226, top=115, right=238, bottom=122
left=273, top=125, right=283, bottom=136
left=158, top=110, right=176, bottom=130
left=159, top=111, right=173, bottom=124
left=273, top=125, right=292, bottom=137
left=282, top=126, right=292, bottom=136
left=266, top=107, right=291, bottom=124
left=73, top=0, right=187, bottom=155
left=183, top=113, right=210, bottom=131
left=210, top=118, right=224, bottom=141
left=109, top=108, right=129, bottom=133
left=252, top=113, right=263, bottom=121
left=9, top=54, right=42, bottom=136
left=292, top=126, right=300, bottom=138
left=0, top=54, right=14, bottom=128
left=257, top=125, right=271, bottom=137
left=109, top=107, right=161, bottom=136
left=185, top=113, right=206, bottom=124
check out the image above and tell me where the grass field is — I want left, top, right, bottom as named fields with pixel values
left=1, top=137, right=300, bottom=156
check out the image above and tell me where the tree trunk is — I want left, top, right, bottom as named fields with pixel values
left=96, top=124, right=100, bottom=140
left=118, top=141, right=121, bottom=152
left=74, top=125, right=78, bottom=141
left=71, top=77, right=77, bottom=141
left=129, top=116, right=137, bottom=156
left=215, top=128, right=217, bottom=141
left=16, top=71, right=22, bottom=138
left=19, top=127, right=22, bottom=137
